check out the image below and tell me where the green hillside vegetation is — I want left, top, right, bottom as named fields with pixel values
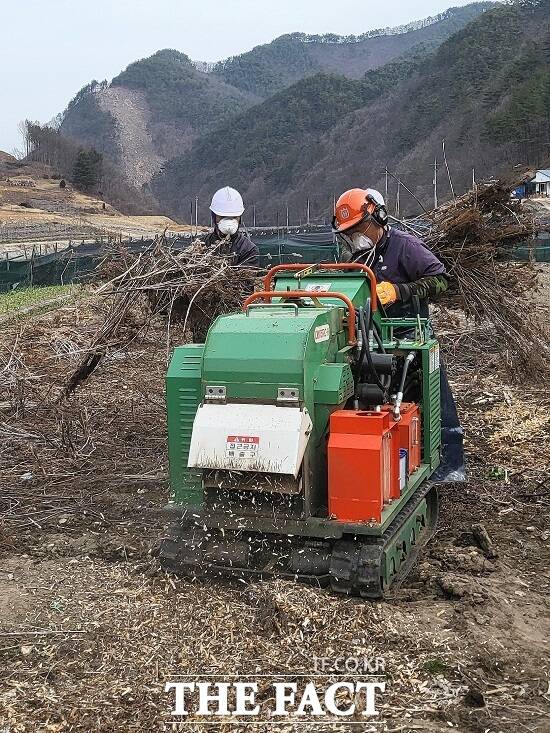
left=487, top=68, right=550, bottom=142
left=111, top=49, right=256, bottom=133
left=213, top=3, right=493, bottom=98
left=213, top=36, right=317, bottom=98
left=60, top=85, right=118, bottom=160
left=391, top=3, right=527, bottom=154
left=485, top=27, right=550, bottom=153
left=151, top=0, right=550, bottom=221
left=152, top=48, right=430, bottom=208
left=150, top=71, right=390, bottom=209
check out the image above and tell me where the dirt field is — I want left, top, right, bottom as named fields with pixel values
left=0, top=168, right=196, bottom=256
left=0, top=272, right=549, bottom=732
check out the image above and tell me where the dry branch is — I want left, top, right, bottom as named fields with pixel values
left=60, top=238, right=260, bottom=397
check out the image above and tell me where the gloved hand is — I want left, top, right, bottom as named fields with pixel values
left=376, top=281, right=399, bottom=306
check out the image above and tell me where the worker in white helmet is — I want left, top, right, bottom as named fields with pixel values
left=204, top=187, right=259, bottom=267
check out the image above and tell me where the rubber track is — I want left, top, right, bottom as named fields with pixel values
left=159, top=483, right=438, bottom=599
left=330, top=483, right=438, bottom=598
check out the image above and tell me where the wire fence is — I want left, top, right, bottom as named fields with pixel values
left=2, top=223, right=547, bottom=293
left=0, top=228, right=340, bottom=291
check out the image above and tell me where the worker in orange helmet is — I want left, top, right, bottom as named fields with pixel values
left=333, top=187, right=462, bottom=481
left=332, top=188, right=448, bottom=318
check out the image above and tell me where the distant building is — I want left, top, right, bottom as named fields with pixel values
left=515, top=170, right=550, bottom=198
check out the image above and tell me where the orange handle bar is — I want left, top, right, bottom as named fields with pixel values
left=263, top=263, right=378, bottom=312
left=243, top=290, right=357, bottom=346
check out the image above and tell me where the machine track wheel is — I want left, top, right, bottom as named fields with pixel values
left=159, top=484, right=437, bottom=600
left=329, top=483, right=438, bottom=599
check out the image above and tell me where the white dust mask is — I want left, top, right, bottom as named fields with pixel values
left=217, top=218, right=239, bottom=236
left=351, top=233, right=375, bottom=253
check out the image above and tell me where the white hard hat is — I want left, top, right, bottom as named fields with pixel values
left=365, top=188, right=386, bottom=206
left=210, top=187, right=245, bottom=217
left=365, top=188, right=385, bottom=207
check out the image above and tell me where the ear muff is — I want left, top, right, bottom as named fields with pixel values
left=366, top=196, right=388, bottom=228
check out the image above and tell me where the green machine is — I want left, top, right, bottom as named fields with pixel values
left=161, top=263, right=447, bottom=597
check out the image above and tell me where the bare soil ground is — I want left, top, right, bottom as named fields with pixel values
left=0, top=274, right=549, bottom=732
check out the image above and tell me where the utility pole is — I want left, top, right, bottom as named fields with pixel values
left=190, top=200, right=194, bottom=229
left=195, top=195, right=199, bottom=236
left=253, top=204, right=257, bottom=228
left=433, top=158, right=438, bottom=210
left=286, top=203, right=289, bottom=228
left=472, top=168, right=476, bottom=190
left=384, top=167, right=389, bottom=206
left=395, top=177, right=401, bottom=217
left=442, top=140, right=456, bottom=199
left=306, top=198, right=311, bottom=227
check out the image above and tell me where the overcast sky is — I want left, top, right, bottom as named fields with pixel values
left=0, top=0, right=496, bottom=153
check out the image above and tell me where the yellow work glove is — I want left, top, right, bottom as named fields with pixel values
left=376, top=281, right=399, bottom=306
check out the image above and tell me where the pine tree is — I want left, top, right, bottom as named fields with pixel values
left=72, top=149, right=102, bottom=191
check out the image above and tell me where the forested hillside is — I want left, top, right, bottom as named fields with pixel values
left=151, top=50, right=429, bottom=215
left=111, top=50, right=259, bottom=145
left=151, top=0, right=550, bottom=221
left=213, top=3, right=492, bottom=97
left=57, top=3, right=489, bottom=203
left=60, top=51, right=257, bottom=178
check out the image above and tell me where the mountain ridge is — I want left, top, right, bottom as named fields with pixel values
left=58, top=2, right=491, bottom=193
left=150, top=0, right=550, bottom=221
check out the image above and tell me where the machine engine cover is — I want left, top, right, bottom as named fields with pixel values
left=188, top=404, right=312, bottom=477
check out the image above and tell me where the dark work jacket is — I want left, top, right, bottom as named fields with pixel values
left=204, top=229, right=259, bottom=267
left=352, top=227, right=446, bottom=318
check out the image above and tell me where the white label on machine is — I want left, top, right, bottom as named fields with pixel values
left=305, top=282, right=332, bottom=293
left=429, top=344, right=440, bottom=373
left=226, top=435, right=259, bottom=460
left=314, top=325, right=331, bottom=343
left=188, top=403, right=312, bottom=477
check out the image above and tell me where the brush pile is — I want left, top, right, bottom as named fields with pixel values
left=62, top=239, right=260, bottom=396
left=409, top=174, right=549, bottom=378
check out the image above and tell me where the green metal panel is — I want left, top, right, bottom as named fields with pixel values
left=166, top=344, right=205, bottom=504
left=202, top=307, right=346, bottom=403
left=422, top=344, right=442, bottom=469
left=313, top=363, right=354, bottom=404
left=273, top=272, right=373, bottom=311
left=378, top=317, right=441, bottom=471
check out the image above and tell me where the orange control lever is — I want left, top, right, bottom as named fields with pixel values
left=243, top=290, right=357, bottom=346
left=263, top=263, right=378, bottom=312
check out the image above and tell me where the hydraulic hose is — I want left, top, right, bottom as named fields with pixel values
left=372, top=320, right=390, bottom=394
left=358, top=305, right=386, bottom=394
left=354, top=298, right=369, bottom=386
left=394, top=352, right=415, bottom=421
left=373, top=320, right=386, bottom=354
left=403, top=372, right=421, bottom=401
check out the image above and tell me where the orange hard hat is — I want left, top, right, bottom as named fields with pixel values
left=333, top=188, right=377, bottom=233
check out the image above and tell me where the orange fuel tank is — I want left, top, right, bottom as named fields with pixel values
left=382, top=403, right=421, bottom=476
left=328, top=410, right=400, bottom=524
